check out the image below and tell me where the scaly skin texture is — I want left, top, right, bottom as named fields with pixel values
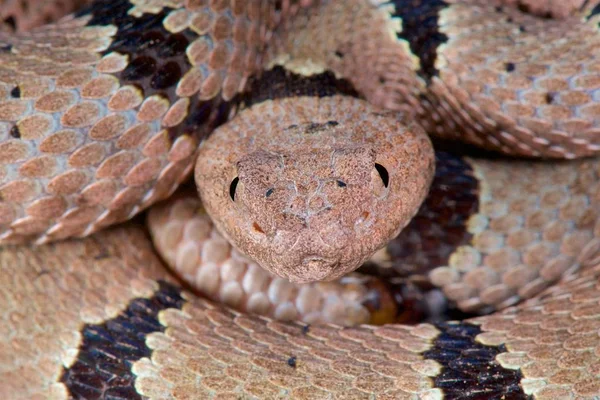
left=195, top=95, right=435, bottom=282
left=0, top=0, right=276, bottom=243
left=148, top=190, right=400, bottom=326
left=0, top=0, right=597, bottom=241
left=3, top=1, right=600, bottom=399
left=273, top=0, right=600, bottom=157
left=363, top=154, right=600, bottom=314
left=0, top=0, right=90, bottom=32
left=3, top=226, right=600, bottom=399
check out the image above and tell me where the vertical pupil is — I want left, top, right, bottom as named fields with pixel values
left=229, top=177, right=239, bottom=201
left=375, top=164, right=389, bottom=187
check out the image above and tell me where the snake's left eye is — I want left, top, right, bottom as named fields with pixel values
left=266, top=188, right=274, bottom=197
left=229, top=177, right=239, bottom=201
left=336, top=180, right=346, bottom=187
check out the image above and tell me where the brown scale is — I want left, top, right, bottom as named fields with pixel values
left=359, top=150, right=480, bottom=319
left=419, top=0, right=600, bottom=157
left=0, top=0, right=275, bottom=243
left=3, top=224, right=578, bottom=399
left=2, top=2, right=600, bottom=399
left=360, top=151, right=478, bottom=284
left=200, top=60, right=600, bottom=315
left=383, top=151, right=478, bottom=278
left=240, top=66, right=360, bottom=107
left=271, top=0, right=600, bottom=158
left=0, top=0, right=90, bottom=32
left=76, top=0, right=234, bottom=143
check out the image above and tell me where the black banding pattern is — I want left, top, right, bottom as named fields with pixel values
left=60, top=281, right=184, bottom=400
left=588, top=3, right=600, bottom=19
left=391, top=0, right=449, bottom=82
left=231, top=70, right=479, bottom=282
left=384, top=151, right=479, bottom=277
left=425, top=322, right=530, bottom=400
left=66, top=6, right=530, bottom=399
left=242, top=66, right=360, bottom=108
left=75, top=0, right=233, bottom=142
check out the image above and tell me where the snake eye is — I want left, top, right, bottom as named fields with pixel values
left=336, top=180, right=346, bottom=187
left=266, top=188, right=274, bottom=198
left=375, top=163, right=389, bottom=188
left=229, top=177, right=239, bottom=201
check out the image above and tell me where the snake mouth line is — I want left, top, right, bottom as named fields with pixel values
left=297, top=256, right=340, bottom=281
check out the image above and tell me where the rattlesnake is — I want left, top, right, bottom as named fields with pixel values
left=2, top=1, right=600, bottom=399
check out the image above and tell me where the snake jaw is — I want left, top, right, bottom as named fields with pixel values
left=298, top=257, right=341, bottom=282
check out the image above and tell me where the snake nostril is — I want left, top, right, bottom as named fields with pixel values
left=356, top=211, right=370, bottom=225
left=253, top=222, right=264, bottom=234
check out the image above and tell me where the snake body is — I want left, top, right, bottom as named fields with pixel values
left=3, top=0, right=600, bottom=399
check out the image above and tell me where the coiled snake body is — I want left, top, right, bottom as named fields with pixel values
left=2, top=0, right=600, bottom=399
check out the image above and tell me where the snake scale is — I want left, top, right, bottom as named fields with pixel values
left=2, top=0, right=600, bottom=398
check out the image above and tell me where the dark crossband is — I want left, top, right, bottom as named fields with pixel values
left=425, top=322, right=530, bottom=400
left=77, top=0, right=233, bottom=143
left=60, top=281, right=184, bottom=400
left=391, top=0, right=449, bottom=82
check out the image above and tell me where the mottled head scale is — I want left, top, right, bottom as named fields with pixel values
left=196, top=96, right=434, bottom=283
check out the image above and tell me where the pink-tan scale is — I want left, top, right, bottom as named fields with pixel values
left=2, top=0, right=600, bottom=399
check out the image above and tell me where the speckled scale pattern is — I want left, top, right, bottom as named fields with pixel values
left=147, top=189, right=400, bottom=326
left=473, top=261, right=600, bottom=399
left=5, top=226, right=600, bottom=398
left=0, top=226, right=172, bottom=399
left=195, top=94, right=435, bottom=282
left=4, top=1, right=600, bottom=399
left=423, top=322, right=527, bottom=399
left=0, top=0, right=274, bottom=243
left=421, top=156, right=600, bottom=313
left=0, top=0, right=90, bottom=32
left=419, top=0, right=600, bottom=157
left=379, top=151, right=479, bottom=278
left=273, top=0, right=600, bottom=158
left=60, top=280, right=184, bottom=400
left=0, top=226, right=440, bottom=399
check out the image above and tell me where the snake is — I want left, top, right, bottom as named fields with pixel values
left=3, top=0, right=600, bottom=398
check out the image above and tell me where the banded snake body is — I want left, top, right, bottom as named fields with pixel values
left=2, top=0, right=600, bottom=399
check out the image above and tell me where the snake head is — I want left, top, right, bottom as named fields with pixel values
left=196, top=97, right=434, bottom=283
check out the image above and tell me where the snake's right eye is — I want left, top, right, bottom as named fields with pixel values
left=375, top=163, right=389, bottom=188
left=229, top=177, right=239, bottom=201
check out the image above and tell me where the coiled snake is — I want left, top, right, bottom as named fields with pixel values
left=2, top=0, right=600, bottom=398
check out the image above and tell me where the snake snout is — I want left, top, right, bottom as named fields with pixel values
left=295, top=257, right=339, bottom=282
